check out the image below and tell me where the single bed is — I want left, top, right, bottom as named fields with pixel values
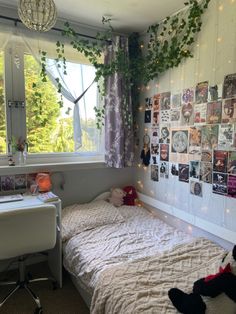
left=61, top=199, right=227, bottom=313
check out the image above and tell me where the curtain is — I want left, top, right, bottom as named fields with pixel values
left=104, top=36, right=134, bottom=168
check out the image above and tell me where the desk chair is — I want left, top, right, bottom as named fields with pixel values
left=0, top=204, right=57, bottom=314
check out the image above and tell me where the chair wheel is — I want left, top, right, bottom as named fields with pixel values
left=34, top=307, right=43, bottom=314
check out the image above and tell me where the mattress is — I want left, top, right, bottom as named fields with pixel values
left=62, top=203, right=193, bottom=299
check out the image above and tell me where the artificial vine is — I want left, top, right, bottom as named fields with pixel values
left=33, top=0, right=211, bottom=128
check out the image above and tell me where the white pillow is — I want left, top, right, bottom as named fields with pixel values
left=92, top=191, right=111, bottom=202
left=61, top=200, right=124, bottom=242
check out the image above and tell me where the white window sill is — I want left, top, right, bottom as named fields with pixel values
left=0, top=157, right=106, bottom=175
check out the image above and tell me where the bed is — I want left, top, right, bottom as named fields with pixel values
left=61, top=199, right=227, bottom=313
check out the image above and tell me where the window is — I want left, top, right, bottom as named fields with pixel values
left=0, top=31, right=103, bottom=165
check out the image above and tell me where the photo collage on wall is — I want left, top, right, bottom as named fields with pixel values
left=142, top=73, right=236, bottom=198
left=0, top=173, right=37, bottom=193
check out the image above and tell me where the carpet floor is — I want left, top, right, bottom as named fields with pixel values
left=0, top=262, right=89, bottom=314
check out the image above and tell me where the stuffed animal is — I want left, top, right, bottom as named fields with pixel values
left=108, top=188, right=126, bottom=207
left=168, top=245, right=236, bottom=314
left=123, top=186, right=138, bottom=206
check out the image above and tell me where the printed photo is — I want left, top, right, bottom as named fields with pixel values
left=152, top=110, right=160, bottom=126
left=152, top=94, right=160, bottom=111
left=227, top=175, right=236, bottom=198
left=171, top=93, right=182, bottom=109
left=160, top=162, right=169, bottom=179
left=222, top=73, right=236, bottom=99
left=171, top=129, right=188, bottom=154
left=145, top=97, right=153, bottom=110
left=218, top=124, right=234, bottom=148
left=190, top=181, right=203, bottom=197
left=179, top=164, right=190, bottom=183
left=160, top=92, right=171, bottom=110
left=151, top=165, right=159, bottom=182
left=201, top=125, right=219, bottom=150
left=151, top=127, right=159, bottom=145
left=151, top=143, right=159, bottom=155
left=144, top=110, right=151, bottom=123
left=228, top=151, right=236, bottom=175
left=160, top=110, right=170, bottom=124
left=189, top=126, right=201, bottom=156
left=213, top=150, right=228, bottom=173
left=206, top=101, right=222, bottom=124
left=170, top=109, right=181, bottom=124
left=194, top=103, right=207, bottom=125
left=170, top=163, right=179, bottom=176
left=200, top=162, right=212, bottom=184
left=222, top=98, right=236, bottom=123
left=189, top=161, right=200, bottom=179
left=201, top=150, right=212, bottom=163
left=182, top=88, right=194, bottom=103
left=213, top=172, right=228, bottom=195
left=159, top=126, right=170, bottom=144
left=181, top=102, right=194, bottom=125
left=15, top=174, right=27, bottom=190
left=208, top=84, right=222, bottom=102
left=160, top=143, right=169, bottom=161
left=1, top=175, right=15, bottom=191
left=195, top=81, right=208, bottom=104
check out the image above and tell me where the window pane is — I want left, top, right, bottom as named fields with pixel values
left=0, top=51, right=6, bottom=154
left=24, top=54, right=99, bottom=154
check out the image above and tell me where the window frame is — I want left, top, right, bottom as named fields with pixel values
left=0, top=36, right=104, bottom=167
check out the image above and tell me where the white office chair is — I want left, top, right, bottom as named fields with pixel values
left=0, top=204, right=57, bottom=314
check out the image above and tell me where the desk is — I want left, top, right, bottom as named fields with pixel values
left=0, top=195, right=62, bottom=288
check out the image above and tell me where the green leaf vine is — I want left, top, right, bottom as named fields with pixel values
left=32, top=0, right=211, bottom=128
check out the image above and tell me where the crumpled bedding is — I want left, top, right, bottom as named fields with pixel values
left=63, top=205, right=193, bottom=296
left=90, top=238, right=227, bottom=314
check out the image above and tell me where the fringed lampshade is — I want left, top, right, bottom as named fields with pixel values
left=18, top=0, right=57, bottom=32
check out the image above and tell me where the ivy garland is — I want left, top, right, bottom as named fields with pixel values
left=33, top=0, right=211, bottom=128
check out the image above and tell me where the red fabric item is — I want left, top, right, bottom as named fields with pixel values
left=123, top=186, right=138, bottom=206
left=204, top=263, right=232, bottom=282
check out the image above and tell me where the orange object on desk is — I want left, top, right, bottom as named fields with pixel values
left=35, top=173, right=52, bottom=192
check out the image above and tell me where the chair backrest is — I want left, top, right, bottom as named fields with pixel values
left=0, top=204, right=57, bottom=260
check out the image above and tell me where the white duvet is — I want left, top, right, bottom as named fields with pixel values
left=63, top=203, right=193, bottom=297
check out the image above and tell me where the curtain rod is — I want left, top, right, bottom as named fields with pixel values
left=0, top=14, right=98, bottom=41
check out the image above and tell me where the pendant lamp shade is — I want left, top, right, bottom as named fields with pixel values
left=18, top=0, right=57, bottom=32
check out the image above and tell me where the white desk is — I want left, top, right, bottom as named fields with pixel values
left=0, top=195, right=62, bottom=288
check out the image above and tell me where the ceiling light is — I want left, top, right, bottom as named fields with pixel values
left=18, top=0, right=57, bottom=32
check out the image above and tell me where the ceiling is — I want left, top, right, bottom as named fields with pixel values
left=0, top=0, right=186, bottom=33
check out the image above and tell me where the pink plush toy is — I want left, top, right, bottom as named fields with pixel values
left=109, top=188, right=126, bottom=207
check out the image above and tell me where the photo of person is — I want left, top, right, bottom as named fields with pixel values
left=182, top=88, right=194, bottom=103
left=151, top=165, right=159, bottom=182
left=153, top=94, right=160, bottom=111
left=179, top=164, right=190, bottom=183
left=144, top=110, right=151, bottom=123
left=190, top=161, right=200, bottom=179
left=160, top=162, right=169, bottom=179
left=195, top=81, right=208, bottom=104
left=15, top=174, right=27, bottom=190
left=159, top=126, right=170, bottom=143
left=160, top=92, right=171, bottom=110
left=1, top=175, right=15, bottom=191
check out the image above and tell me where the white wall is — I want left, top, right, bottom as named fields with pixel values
left=135, top=0, right=236, bottom=240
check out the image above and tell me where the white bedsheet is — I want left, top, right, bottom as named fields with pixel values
left=63, top=205, right=193, bottom=296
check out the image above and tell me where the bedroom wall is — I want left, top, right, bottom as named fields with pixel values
left=135, top=0, right=236, bottom=242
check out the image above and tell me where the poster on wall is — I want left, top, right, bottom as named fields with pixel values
left=160, top=109, right=170, bottom=123
left=212, top=172, right=228, bottom=195
left=152, top=110, right=160, bottom=126
left=145, top=97, right=153, bottom=110
left=170, top=163, right=179, bottom=177
left=181, top=102, right=194, bottom=126
left=151, top=165, right=159, bottom=182
left=228, top=151, right=236, bottom=174
left=190, top=181, right=203, bottom=197
left=151, top=144, right=159, bottom=157
left=170, top=128, right=189, bottom=163
left=200, top=162, right=212, bottom=183
left=218, top=124, right=234, bottom=148
left=227, top=175, right=236, bottom=198
left=160, top=92, right=171, bottom=110
left=222, top=73, right=236, bottom=99
left=221, top=98, right=236, bottom=123
left=159, top=126, right=170, bottom=144
left=179, top=164, right=190, bottom=183
left=201, top=125, right=219, bottom=150
left=206, top=101, right=222, bottom=124
left=189, top=126, right=201, bottom=159
left=194, top=103, right=207, bottom=125
left=160, top=144, right=169, bottom=161
left=160, top=162, right=169, bottom=179
left=213, top=150, right=228, bottom=173
left=15, top=174, right=27, bottom=190
left=171, top=93, right=182, bottom=109
left=189, top=161, right=200, bottom=179
left=182, top=87, right=195, bottom=103
left=201, top=150, right=212, bottom=163
left=208, top=84, right=222, bottom=102
left=170, top=109, right=181, bottom=125
left=151, top=127, right=159, bottom=145
left=195, top=81, right=208, bottom=104
left=152, top=94, right=160, bottom=111
left=1, top=176, right=15, bottom=191
left=144, top=110, right=152, bottom=123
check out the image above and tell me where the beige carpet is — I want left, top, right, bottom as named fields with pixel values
left=0, top=262, right=89, bottom=314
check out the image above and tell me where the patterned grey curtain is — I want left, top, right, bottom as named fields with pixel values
left=104, top=36, right=134, bottom=168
